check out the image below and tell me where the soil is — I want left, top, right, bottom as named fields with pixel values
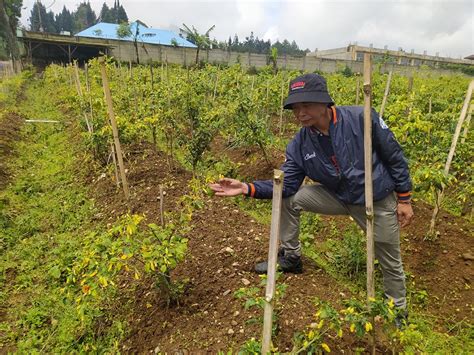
left=86, top=140, right=473, bottom=353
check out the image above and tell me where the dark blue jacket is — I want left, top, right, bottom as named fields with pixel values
left=248, top=106, right=412, bottom=204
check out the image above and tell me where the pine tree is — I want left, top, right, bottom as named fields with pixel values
left=0, top=0, right=22, bottom=65
left=56, top=6, right=74, bottom=33
left=45, top=10, right=56, bottom=33
left=116, top=4, right=128, bottom=23
left=62, top=7, right=74, bottom=32
left=99, top=3, right=112, bottom=22
left=73, top=1, right=97, bottom=32
left=29, top=1, right=47, bottom=31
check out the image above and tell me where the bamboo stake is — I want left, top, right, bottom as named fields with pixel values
left=159, top=185, right=165, bottom=226
left=150, top=63, right=154, bottom=90
left=74, top=62, right=93, bottom=134
left=428, top=97, right=432, bottom=114
left=363, top=53, right=376, bottom=355
left=73, top=62, right=83, bottom=97
left=407, top=75, right=414, bottom=93
left=99, top=57, right=130, bottom=200
left=379, top=70, right=392, bottom=117
left=460, top=104, right=473, bottom=145
left=278, top=74, right=285, bottom=135
left=265, top=79, right=270, bottom=118
left=111, top=142, right=120, bottom=187
left=428, top=80, right=474, bottom=236
left=262, top=169, right=284, bottom=354
left=212, top=73, right=219, bottom=101
left=84, top=63, right=94, bottom=133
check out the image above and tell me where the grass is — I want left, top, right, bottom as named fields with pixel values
left=0, top=80, right=125, bottom=352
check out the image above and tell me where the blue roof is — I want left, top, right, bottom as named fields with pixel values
left=75, top=22, right=197, bottom=48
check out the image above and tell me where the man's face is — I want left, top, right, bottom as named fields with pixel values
left=291, top=102, right=329, bottom=128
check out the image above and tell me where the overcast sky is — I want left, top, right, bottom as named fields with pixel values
left=20, top=0, right=473, bottom=59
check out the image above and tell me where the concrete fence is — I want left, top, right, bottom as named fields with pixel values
left=108, top=41, right=468, bottom=77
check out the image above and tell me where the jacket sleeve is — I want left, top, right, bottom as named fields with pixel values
left=371, top=109, right=412, bottom=195
left=247, top=141, right=306, bottom=199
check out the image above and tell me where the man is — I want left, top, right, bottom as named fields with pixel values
left=210, top=73, right=413, bottom=312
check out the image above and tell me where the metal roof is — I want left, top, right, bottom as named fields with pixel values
left=75, top=22, right=197, bottom=48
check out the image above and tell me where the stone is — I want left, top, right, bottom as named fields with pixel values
left=224, top=247, right=234, bottom=254
left=462, top=252, right=474, bottom=261
left=223, top=289, right=232, bottom=296
left=241, top=278, right=251, bottom=286
left=228, top=328, right=234, bottom=335
left=231, top=320, right=238, bottom=326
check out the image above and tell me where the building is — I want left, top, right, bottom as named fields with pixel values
left=75, top=21, right=197, bottom=48
left=308, top=44, right=473, bottom=68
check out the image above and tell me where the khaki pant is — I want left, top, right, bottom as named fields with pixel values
left=280, top=184, right=406, bottom=308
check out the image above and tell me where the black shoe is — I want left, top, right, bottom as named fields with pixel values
left=255, top=252, right=303, bottom=274
left=394, top=309, right=409, bottom=329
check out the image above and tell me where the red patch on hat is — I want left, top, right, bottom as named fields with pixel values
left=291, top=81, right=305, bottom=90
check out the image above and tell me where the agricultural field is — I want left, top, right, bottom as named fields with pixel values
left=0, top=61, right=473, bottom=353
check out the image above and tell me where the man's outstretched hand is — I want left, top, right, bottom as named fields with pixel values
left=209, top=178, right=249, bottom=197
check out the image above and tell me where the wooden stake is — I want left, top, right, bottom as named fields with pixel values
left=428, top=80, right=474, bottom=236
left=159, top=185, right=165, bottom=226
left=428, top=97, right=432, bottom=114
left=355, top=76, right=360, bottom=105
left=363, top=53, right=376, bottom=355
left=363, top=53, right=375, bottom=301
left=379, top=70, right=392, bottom=117
left=262, top=169, right=284, bottom=354
left=99, top=57, right=130, bottom=200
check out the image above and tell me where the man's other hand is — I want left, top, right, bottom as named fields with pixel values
left=397, top=202, right=414, bottom=227
left=209, top=178, right=248, bottom=197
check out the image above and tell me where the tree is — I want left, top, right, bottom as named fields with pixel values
left=116, top=3, right=128, bottom=23
left=116, top=21, right=155, bottom=64
left=99, top=3, right=113, bottom=22
left=73, top=1, right=97, bottom=33
left=0, top=0, right=22, bottom=67
left=28, top=1, right=56, bottom=33
left=99, top=1, right=127, bottom=24
left=29, top=1, right=47, bottom=32
left=179, top=23, right=215, bottom=64
left=55, top=6, right=74, bottom=33
left=45, top=10, right=56, bottom=33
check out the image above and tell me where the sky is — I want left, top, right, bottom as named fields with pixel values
left=20, top=0, right=473, bottom=59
